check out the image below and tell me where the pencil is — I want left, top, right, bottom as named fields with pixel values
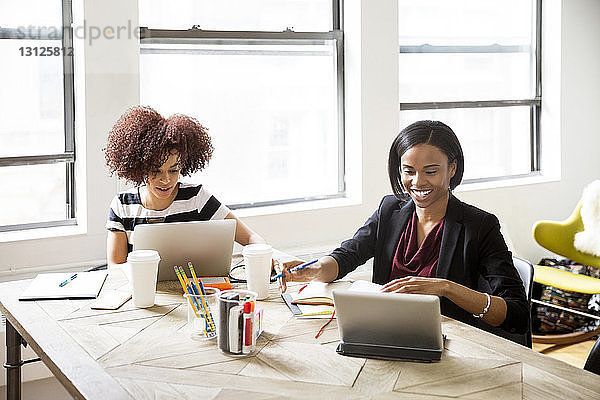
left=174, top=266, right=202, bottom=320
left=177, top=267, right=211, bottom=336
left=178, top=267, right=201, bottom=309
left=175, top=266, right=197, bottom=309
left=174, top=266, right=188, bottom=292
left=188, top=262, right=216, bottom=333
left=188, top=262, right=201, bottom=292
left=197, top=280, right=216, bottom=333
left=179, top=266, right=215, bottom=335
left=178, top=265, right=191, bottom=287
left=186, top=263, right=208, bottom=314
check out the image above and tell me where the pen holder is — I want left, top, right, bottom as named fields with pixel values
left=184, top=287, right=220, bottom=340
left=217, top=289, right=258, bottom=355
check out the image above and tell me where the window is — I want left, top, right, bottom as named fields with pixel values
left=139, top=0, right=344, bottom=208
left=398, top=0, right=541, bottom=182
left=0, top=0, right=75, bottom=231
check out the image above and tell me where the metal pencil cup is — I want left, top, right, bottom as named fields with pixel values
left=184, top=287, right=220, bottom=340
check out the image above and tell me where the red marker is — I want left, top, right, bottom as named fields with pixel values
left=242, top=301, right=255, bottom=354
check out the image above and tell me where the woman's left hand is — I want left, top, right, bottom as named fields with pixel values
left=380, top=276, right=451, bottom=297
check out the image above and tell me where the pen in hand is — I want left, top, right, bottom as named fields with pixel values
left=272, top=259, right=318, bottom=280
left=59, top=273, right=78, bottom=287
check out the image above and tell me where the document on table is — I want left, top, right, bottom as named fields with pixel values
left=281, top=280, right=383, bottom=319
left=19, top=270, right=108, bottom=301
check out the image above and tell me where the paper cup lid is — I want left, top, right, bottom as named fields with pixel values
left=242, top=243, right=272, bottom=256
left=127, top=249, right=160, bottom=262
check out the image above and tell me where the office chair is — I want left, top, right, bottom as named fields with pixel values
left=512, top=256, right=534, bottom=347
left=584, top=336, right=600, bottom=375
left=532, top=202, right=600, bottom=345
left=481, top=256, right=533, bottom=348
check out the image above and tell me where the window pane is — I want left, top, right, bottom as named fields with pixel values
left=399, top=0, right=533, bottom=46
left=399, top=52, right=534, bottom=102
left=0, top=40, right=66, bottom=157
left=140, top=42, right=340, bottom=205
left=399, top=107, right=532, bottom=180
left=0, top=0, right=62, bottom=29
left=139, top=0, right=332, bottom=31
left=0, top=164, right=66, bottom=226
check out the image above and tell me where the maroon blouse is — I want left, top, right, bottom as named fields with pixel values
left=389, top=211, right=445, bottom=280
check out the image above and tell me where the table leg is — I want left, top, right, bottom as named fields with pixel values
left=4, top=320, right=22, bottom=400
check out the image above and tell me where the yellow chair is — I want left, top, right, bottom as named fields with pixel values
left=532, top=202, right=600, bottom=344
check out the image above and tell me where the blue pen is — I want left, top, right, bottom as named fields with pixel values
left=184, top=268, right=207, bottom=308
left=195, top=279, right=216, bottom=333
left=59, top=273, right=78, bottom=287
left=197, top=279, right=207, bottom=295
left=186, top=283, right=202, bottom=309
left=273, top=259, right=318, bottom=280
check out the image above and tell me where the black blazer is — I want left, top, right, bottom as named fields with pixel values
left=329, top=194, right=529, bottom=335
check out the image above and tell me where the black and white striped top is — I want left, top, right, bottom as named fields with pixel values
left=106, top=182, right=230, bottom=252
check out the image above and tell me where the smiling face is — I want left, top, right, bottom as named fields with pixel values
left=144, top=150, right=181, bottom=208
left=400, top=143, right=457, bottom=212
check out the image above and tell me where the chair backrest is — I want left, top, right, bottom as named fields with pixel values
left=512, top=256, right=534, bottom=302
left=480, top=256, right=533, bottom=348
left=584, top=336, right=600, bottom=375
left=511, top=256, right=534, bottom=348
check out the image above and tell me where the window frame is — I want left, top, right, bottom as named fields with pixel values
left=0, top=0, right=76, bottom=232
left=398, top=0, right=542, bottom=184
left=138, top=0, right=345, bottom=210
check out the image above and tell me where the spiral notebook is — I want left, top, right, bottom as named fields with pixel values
left=281, top=280, right=382, bottom=318
left=19, top=271, right=108, bottom=301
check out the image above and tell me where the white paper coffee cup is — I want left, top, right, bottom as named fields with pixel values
left=242, top=244, right=272, bottom=300
left=126, top=250, right=160, bottom=308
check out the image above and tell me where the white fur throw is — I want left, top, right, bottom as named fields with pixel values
left=574, top=180, right=600, bottom=257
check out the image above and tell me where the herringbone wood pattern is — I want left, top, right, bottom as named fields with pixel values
left=2, top=265, right=600, bottom=400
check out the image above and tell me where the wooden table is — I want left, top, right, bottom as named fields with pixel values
left=2, top=267, right=600, bottom=400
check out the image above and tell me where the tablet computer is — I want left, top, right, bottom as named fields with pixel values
left=332, top=289, right=444, bottom=362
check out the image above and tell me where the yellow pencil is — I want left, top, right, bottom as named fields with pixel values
left=175, top=266, right=202, bottom=320
left=178, top=266, right=213, bottom=334
left=174, top=266, right=187, bottom=292
left=188, top=262, right=216, bottom=332
left=188, top=261, right=200, bottom=289
left=178, top=265, right=190, bottom=287
left=181, top=265, right=214, bottom=330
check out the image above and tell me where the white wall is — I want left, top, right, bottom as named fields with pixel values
left=459, top=0, right=600, bottom=262
left=1, top=0, right=600, bottom=276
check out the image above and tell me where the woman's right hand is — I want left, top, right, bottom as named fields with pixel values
left=276, top=259, right=324, bottom=293
left=277, top=256, right=339, bottom=293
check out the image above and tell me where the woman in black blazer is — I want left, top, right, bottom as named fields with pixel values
left=280, top=120, right=529, bottom=336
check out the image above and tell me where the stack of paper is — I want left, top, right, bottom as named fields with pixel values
left=19, top=271, right=108, bottom=301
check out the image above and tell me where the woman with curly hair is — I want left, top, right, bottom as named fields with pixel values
left=104, top=106, right=266, bottom=265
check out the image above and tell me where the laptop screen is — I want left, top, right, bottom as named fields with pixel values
left=133, top=219, right=236, bottom=281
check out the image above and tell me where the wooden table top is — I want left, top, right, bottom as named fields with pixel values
left=1, top=267, right=600, bottom=400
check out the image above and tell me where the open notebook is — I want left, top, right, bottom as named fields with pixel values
left=19, top=271, right=108, bottom=301
left=282, top=280, right=382, bottom=318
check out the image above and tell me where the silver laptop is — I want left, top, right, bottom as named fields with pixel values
left=133, top=219, right=236, bottom=281
left=332, top=290, right=444, bottom=362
